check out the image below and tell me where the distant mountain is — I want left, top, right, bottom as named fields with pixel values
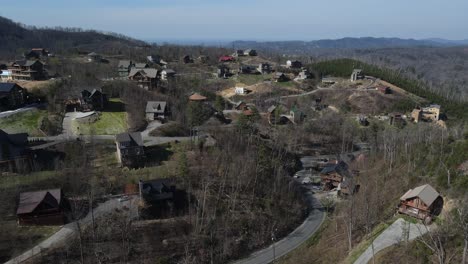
left=230, top=37, right=468, bottom=52
left=0, top=16, right=146, bottom=58
left=424, top=38, right=468, bottom=45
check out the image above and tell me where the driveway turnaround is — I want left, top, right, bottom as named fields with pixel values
left=232, top=187, right=325, bottom=264
left=353, top=218, right=428, bottom=264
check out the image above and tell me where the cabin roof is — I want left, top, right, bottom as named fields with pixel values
left=17, top=189, right=62, bottom=214
left=400, top=184, right=440, bottom=206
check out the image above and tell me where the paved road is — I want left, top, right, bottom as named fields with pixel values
left=232, top=178, right=325, bottom=264
left=264, top=86, right=331, bottom=103
left=5, top=196, right=139, bottom=264
left=354, top=218, right=428, bottom=264
left=0, top=104, right=44, bottom=119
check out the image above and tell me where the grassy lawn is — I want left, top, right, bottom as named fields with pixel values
left=0, top=109, right=48, bottom=136
left=237, top=74, right=270, bottom=85
left=0, top=170, right=63, bottom=189
left=275, top=81, right=297, bottom=88
left=72, top=98, right=127, bottom=135
left=0, top=220, right=60, bottom=261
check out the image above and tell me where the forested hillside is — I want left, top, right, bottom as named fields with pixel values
left=0, top=16, right=145, bottom=58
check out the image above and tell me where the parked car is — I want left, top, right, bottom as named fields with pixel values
left=302, top=177, right=312, bottom=185
left=118, top=195, right=130, bottom=202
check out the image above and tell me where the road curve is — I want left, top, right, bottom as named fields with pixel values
left=232, top=187, right=325, bottom=264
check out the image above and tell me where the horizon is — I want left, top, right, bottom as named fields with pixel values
left=1, top=0, right=468, bottom=41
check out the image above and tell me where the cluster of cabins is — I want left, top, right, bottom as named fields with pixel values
left=0, top=48, right=50, bottom=81
left=118, top=59, right=176, bottom=90
left=317, top=158, right=444, bottom=223
left=218, top=56, right=311, bottom=83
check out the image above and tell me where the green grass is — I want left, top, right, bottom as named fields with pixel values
left=0, top=110, right=48, bottom=136
left=0, top=170, right=61, bottom=189
left=275, top=81, right=297, bottom=88
left=72, top=99, right=127, bottom=135
left=237, top=74, right=270, bottom=85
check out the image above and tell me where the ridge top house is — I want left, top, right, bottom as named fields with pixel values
left=286, top=60, right=302, bottom=69
left=320, top=161, right=359, bottom=195
left=87, top=52, right=102, bottom=62
left=217, top=64, right=231, bottom=78
left=273, top=72, right=289, bottom=82
left=161, top=69, right=176, bottom=81
left=235, top=83, right=250, bottom=95
left=118, top=60, right=134, bottom=77
left=16, top=188, right=69, bottom=225
left=80, top=89, right=107, bottom=111
left=115, top=132, right=145, bottom=167
left=0, top=83, right=26, bottom=110
left=146, top=101, right=169, bottom=121
left=244, top=49, right=257, bottom=56
left=219, top=55, right=235, bottom=62
left=147, top=55, right=168, bottom=67
left=398, top=184, right=443, bottom=224
left=9, top=60, right=47, bottom=81
left=239, top=65, right=260, bottom=74
left=257, top=63, right=272, bottom=74
left=128, top=68, right=158, bottom=90
left=351, top=69, right=364, bottom=82
left=25, top=48, right=49, bottom=60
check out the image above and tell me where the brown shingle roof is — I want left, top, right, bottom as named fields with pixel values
left=400, top=184, right=440, bottom=206
left=17, top=189, right=62, bottom=214
left=189, top=93, right=207, bottom=101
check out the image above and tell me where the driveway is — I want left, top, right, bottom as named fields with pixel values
left=5, top=196, right=139, bottom=264
left=353, top=218, right=428, bottom=264
left=0, top=103, right=44, bottom=119
left=232, top=174, right=325, bottom=264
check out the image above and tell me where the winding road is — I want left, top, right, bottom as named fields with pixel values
left=233, top=191, right=324, bottom=264
left=232, top=167, right=326, bottom=264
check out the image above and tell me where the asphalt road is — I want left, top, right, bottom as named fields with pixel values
left=232, top=182, right=325, bottom=264
left=0, top=103, right=44, bottom=119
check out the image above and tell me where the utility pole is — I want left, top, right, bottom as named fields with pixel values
left=272, top=228, right=278, bottom=263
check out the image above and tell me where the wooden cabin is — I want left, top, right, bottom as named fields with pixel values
left=320, top=161, right=350, bottom=190
left=17, top=189, right=68, bottom=226
left=398, top=184, right=443, bottom=224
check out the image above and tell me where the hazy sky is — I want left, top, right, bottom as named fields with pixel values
left=2, top=0, right=468, bottom=42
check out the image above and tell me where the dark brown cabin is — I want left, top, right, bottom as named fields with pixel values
left=17, top=189, right=68, bottom=225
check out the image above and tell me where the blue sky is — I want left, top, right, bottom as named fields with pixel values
left=1, top=0, right=467, bottom=42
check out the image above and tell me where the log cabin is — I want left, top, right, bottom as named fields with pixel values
left=398, top=184, right=443, bottom=224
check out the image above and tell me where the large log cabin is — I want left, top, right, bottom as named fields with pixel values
left=398, top=184, right=443, bottom=224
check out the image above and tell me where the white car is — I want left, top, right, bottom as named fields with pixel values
left=302, top=177, right=312, bottom=185
left=293, top=173, right=301, bottom=178
left=118, top=195, right=131, bottom=202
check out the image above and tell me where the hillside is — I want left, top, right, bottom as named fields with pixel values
left=231, top=39, right=468, bottom=102
left=0, top=16, right=146, bottom=58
